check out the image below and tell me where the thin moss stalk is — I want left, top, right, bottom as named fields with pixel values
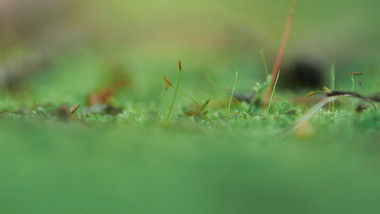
left=260, top=45, right=269, bottom=76
left=266, top=70, right=281, bottom=115
left=227, top=71, right=239, bottom=117
left=330, top=62, right=335, bottom=111
left=151, top=85, right=169, bottom=112
left=264, top=0, right=297, bottom=106
left=167, top=60, right=182, bottom=120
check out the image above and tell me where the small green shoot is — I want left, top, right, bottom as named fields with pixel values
left=330, top=62, right=335, bottom=111
left=248, top=94, right=259, bottom=114
left=232, top=97, right=248, bottom=115
left=227, top=71, right=239, bottom=118
left=163, top=74, right=210, bottom=121
left=260, top=45, right=269, bottom=76
left=306, top=90, right=326, bottom=97
left=331, top=62, right=335, bottom=91
left=167, top=60, right=182, bottom=120
left=201, top=99, right=211, bottom=112
left=266, top=70, right=281, bottom=115
left=179, top=90, right=211, bottom=121
left=151, top=77, right=171, bottom=112
left=203, top=68, right=223, bottom=97
left=248, top=46, right=271, bottom=114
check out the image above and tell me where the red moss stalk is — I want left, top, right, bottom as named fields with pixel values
left=264, top=0, right=297, bottom=107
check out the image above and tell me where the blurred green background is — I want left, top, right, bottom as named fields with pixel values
left=1, top=0, right=380, bottom=99
left=1, top=1, right=380, bottom=213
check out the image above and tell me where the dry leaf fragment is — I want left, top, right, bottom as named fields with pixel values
left=87, top=87, right=114, bottom=106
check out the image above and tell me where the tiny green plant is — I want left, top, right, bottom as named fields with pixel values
left=266, top=70, right=281, bottom=115
left=330, top=62, right=335, bottom=111
left=227, top=71, right=239, bottom=118
left=330, top=62, right=335, bottom=91
left=260, top=45, right=269, bottom=76
left=203, top=68, right=223, bottom=98
left=178, top=89, right=210, bottom=121
left=167, top=60, right=182, bottom=120
left=248, top=46, right=271, bottom=114
left=162, top=76, right=210, bottom=121
left=232, top=97, right=248, bottom=114
left=151, top=76, right=171, bottom=111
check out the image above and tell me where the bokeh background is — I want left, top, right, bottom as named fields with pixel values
left=1, top=0, right=379, bottom=101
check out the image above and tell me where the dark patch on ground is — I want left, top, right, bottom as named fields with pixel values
left=280, top=58, right=325, bottom=89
